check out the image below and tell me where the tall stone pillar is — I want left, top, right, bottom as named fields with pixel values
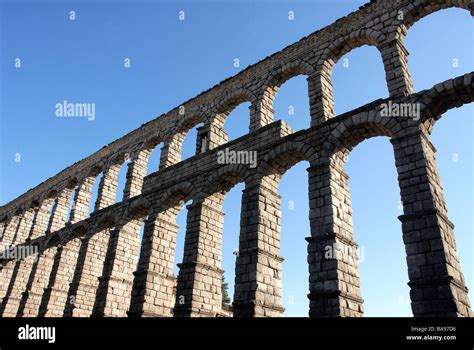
left=392, top=131, right=472, bottom=317
left=233, top=180, right=285, bottom=317
left=12, top=208, right=36, bottom=245
left=47, top=188, right=74, bottom=233
left=251, top=93, right=274, bottom=132
left=195, top=121, right=229, bottom=154
left=38, top=237, right=82, bottom=317
left=0, top=207, right=38, bottom=315
left=0, top=251, right=38, bottom=317
left=129, top=210, right=180, bottom=317
left=0, top=260, right=17, bottom=302
left=69, top=177, right=95, bottom=224
left=94, top=165, right=121, bottom=211
left=0, top=216, right=20, bottom=298
left=30, top=199, right=55, bottom=239
left=306, top=157, right=363, bottom=317
left=64, top=229, right=110, bottom=317
left=380, top=38, right=414, bottom=97
left=92, top=219, right=142, bottom=317
left=17, top=246, right=57, bottom=317
left=10, top=200, right=55, bottom=316
left=123, top=150, right=151, bottom=200
left=0, top=259, right=21, bottom=316
left=159, top=138, right=183, bottom=170
left=18, top=192, right=72, bottom=317
left=174, top=195, right=225, bottom=317
left=310, top=70, right=335, bottom=127
left=1, top=214, right=22, bottom=250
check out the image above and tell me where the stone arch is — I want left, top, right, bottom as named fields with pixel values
left=139, top=130, right=167, bottom=162
left=91, top=155, right=129, bottom=211
left=109, top=152, right=132, bottom=203
left=66, top=177, right=79, bottom=189
left=383, top=1, right=473, bottom=98
left=313, top=29, right=388, bottom=125
left=127, top=197, right=151, bottom=220
left=27, top=199, right=40, bottom=210
left=400, top=0, right=472, bottom=35
left=38, top=231, right=60, bottom=252
left=174, top=110, right=208, bottom=139
left=201, top=88, right=259, bottom=149
left=215, top=88, right=257, bottom=116
left=418, top=75, right=474, bottom=133
left=142, top=131, right=165, bottom=151
left=92, top=213, right=117, bottom=233
left=14, top=208, right=24, bottom=216
left=139, top=135, right=163, bottom=164
left=60, top=223, right=88, bottom=245
left=257, top=59, right=316, bottom=130
left=121, top=134, right=167, bottom=200
left=103, top=152, right=129, bottom=179
left=199, top=164, right=252, bottom=200
left=259, top=141, right=316, bottom=185
left=321, top=111, right=399, bottom=160
left=81, top=164, right=104, bottom=213
left=88, top=165, right=102, bottom=178
left=317, top=29, right=386, bottom=72
left=165, top=110, right=209, bottom=163
left=0, top=215, right=8, bottom=226
left=46, top=189, right=58, bottom=199
left=69, top=166, right=104, bottom=224
left=263, top=59, right=315, bottom=91
left=159, top=181, right=195, bottom=211
left=111, top=151, right=129, bottom=166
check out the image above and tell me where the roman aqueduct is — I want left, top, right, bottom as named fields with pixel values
left=0, top=0, right=473, bottom=317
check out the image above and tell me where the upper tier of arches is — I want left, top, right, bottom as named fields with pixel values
left=0, top=0, right=472, bottom=234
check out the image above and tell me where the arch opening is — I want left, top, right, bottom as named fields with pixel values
left=344, top=135, right=411, bottom=316
left=146, top=142, right=163, bottom=175
left=404, top=8, right=474, bottom=92
left=180, top=121, right=205, bottom=161
left=272, top=75, right=310, bottom=132
left=222, top=102, right=251, bottom=142
left=332, top=45, right=389, bottom=116
left=115, top=158, right=130, bottom=203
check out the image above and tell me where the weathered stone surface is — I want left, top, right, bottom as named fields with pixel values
left=0, top=0, right=472, bottom=318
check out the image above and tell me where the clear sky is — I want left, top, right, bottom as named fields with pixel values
left=1, top=0, right=472, bottom=317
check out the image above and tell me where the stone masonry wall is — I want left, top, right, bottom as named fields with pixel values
left=0, top=0, right=473, bottom=317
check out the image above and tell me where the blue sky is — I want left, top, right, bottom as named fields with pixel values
left=0, top=0, right=472, bottom=317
